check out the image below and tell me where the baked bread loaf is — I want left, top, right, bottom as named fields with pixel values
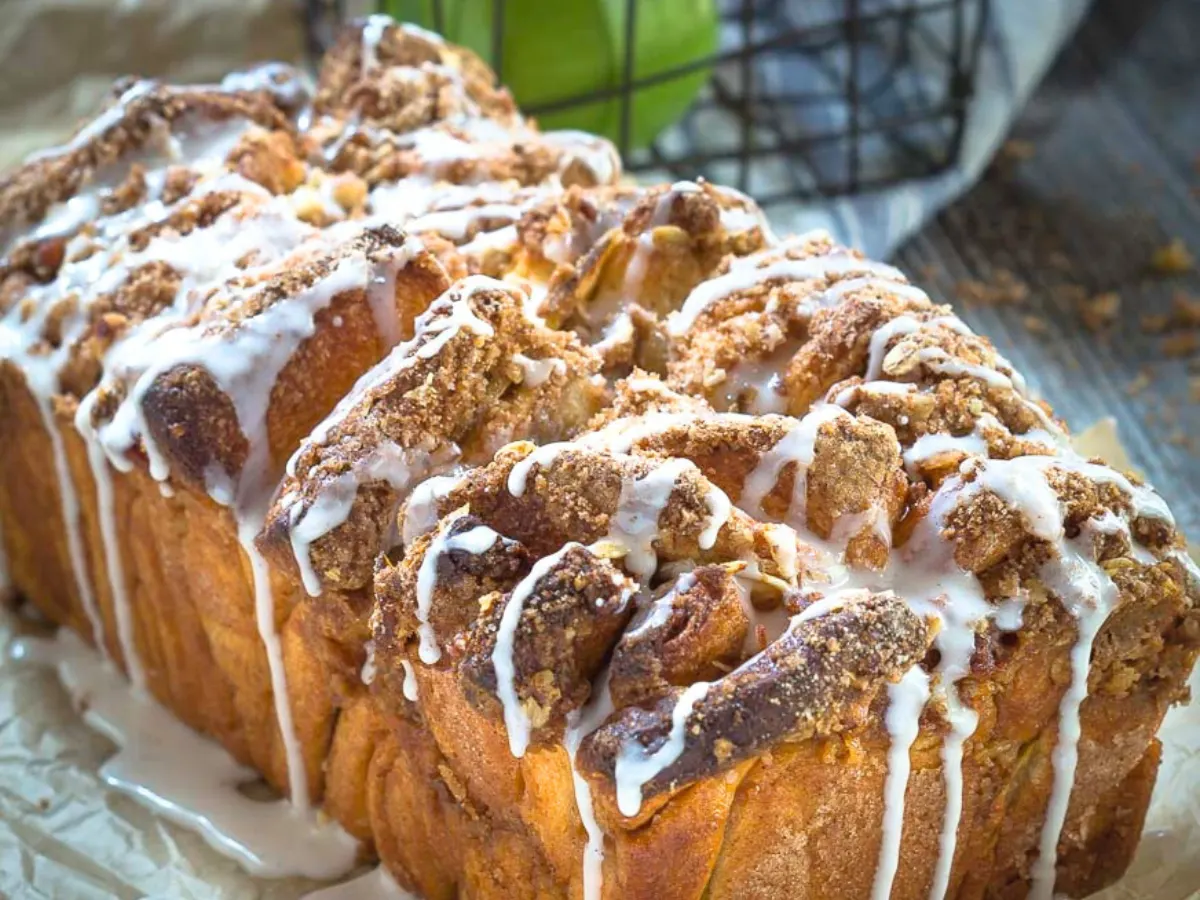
left=0, top=15, right=1196, bottom=900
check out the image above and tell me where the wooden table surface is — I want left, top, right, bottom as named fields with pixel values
left=896, top=0, right=1200, bottom=542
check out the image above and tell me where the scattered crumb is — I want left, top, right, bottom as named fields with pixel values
left=1078, top=291, right=1121, bottom=332
left=1162, top=332, right=1198, bottom=358
left=1000, top=139, right=1036, bottom=161
left=1048, top=251, right=1073, bottom=272
left=1125, top=370, right=1152, bottom=397
left=1172, top=291, right=1200, bottom=328
left=1189, top=375, right=1200, bottom=403
left=1053, top=283, right=1088, bottom=305
left=956, top=269, right=1029, bottom=307
left=1022, top=315, right=1047, bottom=334
left=1149, top=239, right=1194, bottom=275
left=1167, top=430, right=1187, bottom=447
left=1140, top=313, right=1169, bottom=334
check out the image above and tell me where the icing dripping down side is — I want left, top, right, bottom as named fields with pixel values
left=613, top=681, right=711, bottom=817
left=10, top=626, right=358, bottom=880
left=237, top=509, right=311, bottom=812
left=75, top=400, right=146, bottom=692
left=36, top=394, right=107, bottom=652
left=1029, top=526, right=1122, bottom=900
left=301, top=866, right=419, bottom=900
left=493, top=542, right=583, bottom=758
left=872, top=666, right=931, bottom=900
left=0, top=504, right=9, bottom=601
left=564, top=671, right=617, bottom=900
left=416, top=522, right=505, bottom=664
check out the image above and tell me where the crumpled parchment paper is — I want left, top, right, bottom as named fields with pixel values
left=0, top=421, right=1196, bottom=900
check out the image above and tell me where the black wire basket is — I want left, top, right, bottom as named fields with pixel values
left=305, top=0, right=989, bottom=205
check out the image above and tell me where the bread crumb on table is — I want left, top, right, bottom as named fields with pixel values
left=1149, top=238, right=1194, bottom=275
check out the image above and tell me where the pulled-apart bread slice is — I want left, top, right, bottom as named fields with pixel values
left=301, top=15, right=625, bottom=299
left=2, top=13, right=1197, bottom=900
left=314, top=16, right=521, bottom=131
left=314, top=18, right=619, bottom=192
left=0, top=83, right=343, bottom=647
left=579, top=380, right=908, bottom=573
left=367, top=433, right=937, bottom=900
left=82, top=224, right=448, bottom=502
left=666, top=229, right=926, bottom=414
left=527, top=180, right=773, bottom=372
left=260, top=276, right=606, bottom=597
left=0, top=74, right=305, bottom=245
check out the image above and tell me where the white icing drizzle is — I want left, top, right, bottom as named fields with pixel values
left=832, top=380, right=918, bottom=408
left=668, top=234, right=914, bottom=336
left=865, top=315, right=925, bottom=381
left=11, top=626, right=358, bottom=879
left=833, top=447, right=1170, bottom=900
left=614, top=680, right=711, bottom=817
left=859, top=313, right=1068, bottom=443
left=97, top=251, right=375, bottom=483
left=564, top=670, right=616, bottom=900
left=507, top=441, right=572, bottom=497
left=401, top=659, right=419, bottom=702
left=360, top=15, right=393, bottom=71
left=607, top=458, right=719, bottom=581
left=493, top=542, right=585, bottom=757
left=24, top=80, right=157, bottom=164
left=718, top=338, right=797, bottom=414
left=220, top=62, right=313, bottom=112
left=77, top=240, right=420, bottom=816
left=416, top=521, right=505, bottom=664
left=2, top=26, right=1188, bottom=898
left=302, top=865, right=418, bottom=900
left=928, top=683, right=979, bottom=900
left=902, top=429, right=989, bottom=478
left=513, top=352, right=566, bottom=387
left=237, top=508, right=311, bottom=811
left=627, top=572, right=694, bottom=638
left=75, top=396, right=145, bottom=691
left=361, top=639, right=378, bottom=685
left=740, top=404, right=848, bottom=527
left=288, top=441, right=451, bottom=597
left=0, top=505, right=9, bottom=600
left=872, top=666, right=931, bottom=900
left=541, top=130, right=621, bottom=185
left=3, top=180, right=295, bottom=696
left=402, top=473, right=466, bottom=546
left=38, top=393, right=107, bottom=651
left=295, top=276, right=500, bottom=462
left=1029, top=523, right=1121, bottom=900
left=699, top=482, right=733, bottom=550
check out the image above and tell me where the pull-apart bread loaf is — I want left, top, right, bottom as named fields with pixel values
left=0, top=15, right=1195, bottom=900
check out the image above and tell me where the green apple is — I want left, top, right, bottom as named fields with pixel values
left=382, top=0, right=718, bottom=151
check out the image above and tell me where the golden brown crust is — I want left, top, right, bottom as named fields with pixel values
left=0, top=16, right=1196, bottom=900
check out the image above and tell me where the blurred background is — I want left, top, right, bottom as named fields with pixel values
left=1, top=0, right=1196, bottom=539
